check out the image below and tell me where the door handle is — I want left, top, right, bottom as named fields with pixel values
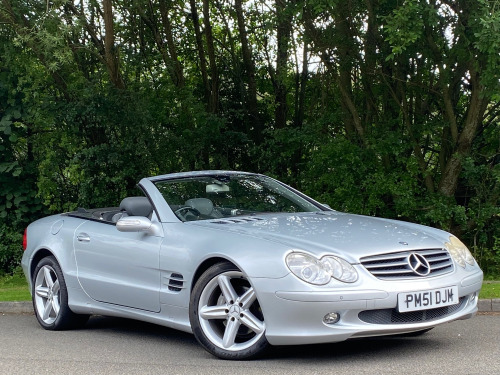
left=77, top=233, right=90, bottom=242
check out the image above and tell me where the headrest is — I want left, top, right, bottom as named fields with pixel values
left=119, top=197, right=153, bottom=217
left=185, top=198, right=214, bottom=215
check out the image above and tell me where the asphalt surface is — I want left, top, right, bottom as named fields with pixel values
left=0, top=313, right=499, bottom=375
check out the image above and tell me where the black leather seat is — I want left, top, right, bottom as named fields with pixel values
left=112, top=197, right=153, bottom=222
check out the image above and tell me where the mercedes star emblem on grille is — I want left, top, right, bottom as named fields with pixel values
left=408, top=253, right=431, bottom=276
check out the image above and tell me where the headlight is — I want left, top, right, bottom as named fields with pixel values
left=286, top=253, right=331, bottom=285
left=286, top=252, right=358, bottom=285
left=322, top=256, right=358, bottom=283
left=445, top=236, right=475, bottom=268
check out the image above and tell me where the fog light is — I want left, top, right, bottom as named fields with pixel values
left=469, top=292, right=477, bottom=303
left=323, top=312, right=340, bottom=325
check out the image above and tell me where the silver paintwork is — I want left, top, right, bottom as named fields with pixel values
left=116, top=216, right=162, bottom=236
left=22, top=170, right=483, bottom=347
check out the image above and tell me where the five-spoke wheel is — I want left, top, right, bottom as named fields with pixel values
left=190, top=262, right=268, bottom=359
left=34, top=263, right=61, bottom=325
left=32, top=256, right=88, bottom=330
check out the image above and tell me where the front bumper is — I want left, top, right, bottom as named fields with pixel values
left=252, top=266, right=483, bottom=346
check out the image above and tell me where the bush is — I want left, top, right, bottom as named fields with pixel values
left=0, top=225, right=23, bottom=275
left=473, top=237, right=500, bottom=278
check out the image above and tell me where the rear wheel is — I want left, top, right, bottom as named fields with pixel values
left=189, top=262, right=268, bottom=359
left=32, top=256, right=89, bottom=330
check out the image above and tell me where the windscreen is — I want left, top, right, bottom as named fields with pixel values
left=154, top=174, right=321, bottom=221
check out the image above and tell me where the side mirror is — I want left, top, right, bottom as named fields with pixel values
left=322, top=203, right=332, bottom=210
left=116, top=216, right=161, bottom=236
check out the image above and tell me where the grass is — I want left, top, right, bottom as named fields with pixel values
left=479, top=281, right=500, bottom=299
left=0, top=270, right=498, bottom=302
left=0, top=269, right=31, bottom=302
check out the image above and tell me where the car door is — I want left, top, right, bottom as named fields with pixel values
left=74, top=219, right=162, bottom=312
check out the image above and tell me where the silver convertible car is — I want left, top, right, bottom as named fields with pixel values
left=22, top=171, right=483, bottom=359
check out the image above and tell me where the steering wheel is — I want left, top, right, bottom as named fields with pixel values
left=174, top=206, right=201, bottom=221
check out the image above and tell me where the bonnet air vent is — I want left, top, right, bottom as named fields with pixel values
left=168, top=273, right=184, bottom=292
left=211, top=217, right=265, bottom=224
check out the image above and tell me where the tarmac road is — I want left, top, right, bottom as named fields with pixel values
left=0, top=313, right=499, bottom=375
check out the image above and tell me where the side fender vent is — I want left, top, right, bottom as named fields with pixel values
left=168, top=272, right=185, bottom=292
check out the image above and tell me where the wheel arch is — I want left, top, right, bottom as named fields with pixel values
left=188, top=257, right=269, bottom=359
left=191, top=257, right=238, bottom=292
left=30, top=248, right=56, bottom=279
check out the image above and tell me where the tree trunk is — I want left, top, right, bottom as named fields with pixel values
left=275, top=0, right=293, bottom=129
left=438, top=70, right=488, bottom=197
left=159, top=0, right=184, bottom=88
left=202, top=0, right=219, bottom=113
left=235, top=0, right=261, bottom=137
left=361, top=0, right=378, bottom=129
left=189, top=0, right=210, bottom=107
left=335, top=1, right=364, bottom=143
left=102, top=0, right=125, bottom=89
left=296, top=39, right=308, bottom=128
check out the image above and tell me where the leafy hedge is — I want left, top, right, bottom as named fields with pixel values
left=0, top=0, right=498, bottom=275
left=0, top=225, right=22, bottom=275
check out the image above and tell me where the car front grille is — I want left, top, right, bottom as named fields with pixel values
left=360, top=249, right=453, bottom=280
left=358, top=297, right=466, bottom=324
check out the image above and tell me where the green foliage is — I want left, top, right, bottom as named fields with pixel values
left=384, top=0, right=424, bottom=59
left=0, top=0, right=498, bottom=276
left=473, top=0, right=500, bottom=94
left=0, top=226, right=22, bottom=274
left=474, top=237, right=500, bottom=277
left=1, top=39, right=47, bottom=276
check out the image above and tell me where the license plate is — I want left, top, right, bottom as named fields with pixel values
left=398, top=286, right=459, bottom=313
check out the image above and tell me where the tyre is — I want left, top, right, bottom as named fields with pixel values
left=32, top=256, right=89, bottom=330
left=189, top=262, right=268, bottom=359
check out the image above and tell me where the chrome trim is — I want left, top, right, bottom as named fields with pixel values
left=408, top=253, right=431, bottom=276
left=361, top=249, right=454, bottom=280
